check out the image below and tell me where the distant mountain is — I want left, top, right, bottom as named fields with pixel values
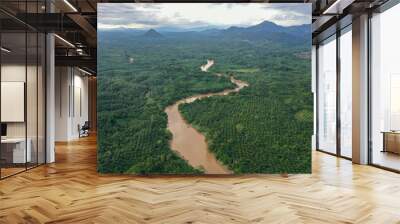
left=221, top=21, right=309, bottom=41
left=197, top=21, right=310, bottom=43
left=100, top=21, right=310, bottom=45
left=143, top=29, right=163, bottom=38
left=245, top=21, right=283, bottom=33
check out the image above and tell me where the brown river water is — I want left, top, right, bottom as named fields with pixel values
left=164, top=60, right=249, bottom=174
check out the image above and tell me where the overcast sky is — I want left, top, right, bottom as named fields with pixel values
left=98, top=3, right=311, bottom=30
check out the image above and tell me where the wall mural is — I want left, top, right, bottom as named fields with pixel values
left=97, top=3, right=313, bottom=174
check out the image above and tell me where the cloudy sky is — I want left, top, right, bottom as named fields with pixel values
left=98, top=3, right=311, bottom=30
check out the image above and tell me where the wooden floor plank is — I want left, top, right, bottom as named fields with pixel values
left=0, top=135, right=400, bottom=223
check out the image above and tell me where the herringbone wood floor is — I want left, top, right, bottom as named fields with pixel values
left=1, top=135, right=400, bottom=224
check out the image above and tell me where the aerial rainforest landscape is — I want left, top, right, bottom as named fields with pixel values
left=98, top=3, right=312, bottom=174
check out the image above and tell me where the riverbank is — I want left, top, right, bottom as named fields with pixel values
left=164, top=60, right=248, bottom=174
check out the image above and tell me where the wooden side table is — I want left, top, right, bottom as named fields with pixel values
left=381, top=131, right=400, bottom=154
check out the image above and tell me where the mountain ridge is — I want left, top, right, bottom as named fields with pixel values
left=102, top=21, right=309, bottom=35
left=218, top=21, right=310, bottom=39
left=102, top=21, right=310, bottom=44
left=143, top=29, right=163, bottom=38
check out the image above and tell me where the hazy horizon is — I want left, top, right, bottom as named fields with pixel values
left=98, top=3, right=311, bottom=31
left=98, top=19, right=311, bottom=33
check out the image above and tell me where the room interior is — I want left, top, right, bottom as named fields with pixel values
left=0, top=0, right=96, bottom=178
left=369, top=4, right=400, bottom=170
left=0, top=0, right=400, bottom=223
left=312, top=0, right=400, bottom=172
left=0, top=30, right=46, bottom=178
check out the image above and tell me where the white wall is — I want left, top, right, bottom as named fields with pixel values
left=72, top=72, right=89, bottom=138
left=1, top=65, right=27, bottom=140
left=1, top=82, right=25, bottom=122
left=55, top=67, right=89, bottom=141
left=312, top=45, right=317, bottom=150
left=55, top=66, right=70, bottom=141
left=1, top=65, right=40, bottom=138
left=1, top=63, right=46, bottom=164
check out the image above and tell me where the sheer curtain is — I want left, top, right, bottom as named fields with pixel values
left=340, top=27, right=352, bottom=158
left=318, top=35, right=337, bottom=154
left=371, top=3, right=400, bottom=169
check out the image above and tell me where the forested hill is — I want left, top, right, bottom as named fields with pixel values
left=143, top=29, right=163, bottom=38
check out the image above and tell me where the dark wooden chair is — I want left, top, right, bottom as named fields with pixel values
left=79, top=121, right=90, bottom=138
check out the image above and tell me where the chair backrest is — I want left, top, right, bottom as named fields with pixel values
left=83, top=121, right=90, bottom=129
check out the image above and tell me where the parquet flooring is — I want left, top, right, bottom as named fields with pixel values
left=1, top=135, right=400, bottom=223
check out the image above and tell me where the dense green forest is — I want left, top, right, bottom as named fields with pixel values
left=98, top=22, right=312, bottom=174
left=180, top=52, right=312, bottom=173
left=97, top=37, right=236, bottom=174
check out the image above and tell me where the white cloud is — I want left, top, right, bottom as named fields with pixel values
left=98, top=3, right=311, bottom=30
left=97, top=23, right=154, bottom=30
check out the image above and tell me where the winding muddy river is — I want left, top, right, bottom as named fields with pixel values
left=164, top=60, right=249, bottom=174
